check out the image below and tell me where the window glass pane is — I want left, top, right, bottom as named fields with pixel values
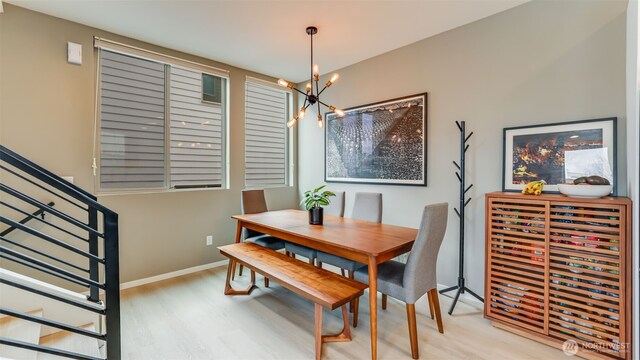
left=99, top=50, right=166, bottom=189
left=202, top=73, right=222, bottom=103
left=244, top=82, right=288, bottom=187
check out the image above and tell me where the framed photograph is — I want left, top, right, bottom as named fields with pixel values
left=325, top=93, right=427, bottom=186
left=502, top=117, right=617, bottom=194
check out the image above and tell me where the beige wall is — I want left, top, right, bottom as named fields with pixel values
left=0, top=4, right=298, bottom=283
left=297, top=0, right=628, bottom=295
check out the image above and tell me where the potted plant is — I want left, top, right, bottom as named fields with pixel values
left=301, top=185, right=335, bottom=225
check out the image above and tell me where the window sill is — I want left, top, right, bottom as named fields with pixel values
left=96, top=186, right=229, bottom=197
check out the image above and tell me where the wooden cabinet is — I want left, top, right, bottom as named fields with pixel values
left=484, top=192, right=632, bottom=359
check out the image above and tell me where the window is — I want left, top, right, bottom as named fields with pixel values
left=202, top=73, right=222, bottom=104
left=244, top=80, right=291, bottom=187
left=98, top=48, right=227, bottom=192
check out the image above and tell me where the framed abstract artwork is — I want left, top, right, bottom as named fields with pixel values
left=325, top=93, right=427, bottom=186
left=502, top=117, right=617, bottom=194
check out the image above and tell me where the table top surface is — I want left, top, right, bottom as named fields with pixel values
left=232, top=209, right=418, bottom=257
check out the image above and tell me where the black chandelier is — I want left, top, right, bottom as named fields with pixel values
left=277, top=26, right=344, bottom=128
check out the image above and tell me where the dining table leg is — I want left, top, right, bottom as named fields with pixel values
left=368, top=256, right=378, bottom=360
left=231, top=221, right=243, bottom=280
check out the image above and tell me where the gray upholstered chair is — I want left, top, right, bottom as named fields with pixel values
left=354, top=203, right=448, bottom=359
left=316, top=192, right=382, bottom=277
left=323, top=191, right=345, bottom=217
left=235, top=189, right=286, bottom=286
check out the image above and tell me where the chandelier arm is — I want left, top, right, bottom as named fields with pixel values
left=292, top=87, right=308, bottom=97
left=303, top=102, right=312, bottom=110
left=317, top=99, right=332, bottom=108
left=317, top=84, right=329, bottom=97
left=317, top=102, right=322, bottom=117
left=315, top=77, right=320, bottom=97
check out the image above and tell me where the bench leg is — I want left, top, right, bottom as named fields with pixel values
left=382, top=294, right=387, bottom=310
left=264, top=277, right=269, bottom=287
left=239, top=264, right=244, bottom=276
left=322, top=305, right=352, bottom=342
left=231, top=262, right=236, bottom=280
left=315, top=304, right=352, bottom=360
left=224, top=260, right=257, bottom=296
left=316, top=261, right=322, bottom=269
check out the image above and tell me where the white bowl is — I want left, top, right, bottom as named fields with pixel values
left=557, top=184, right=613, bottom=198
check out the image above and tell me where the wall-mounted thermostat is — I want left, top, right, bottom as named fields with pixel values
left=67, top=42, right=82, bottom=65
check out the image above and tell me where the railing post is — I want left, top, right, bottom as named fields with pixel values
left=104, top=211, right=121, bottom=360
left=88, top=206, right=99, bottom=302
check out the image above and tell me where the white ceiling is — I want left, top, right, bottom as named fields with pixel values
left=8, top=0, right=528, bottom=82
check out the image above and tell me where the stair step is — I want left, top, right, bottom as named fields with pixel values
left=0, top=309, right=43, bottom=360
left=37, top=324, right=100, bottom=360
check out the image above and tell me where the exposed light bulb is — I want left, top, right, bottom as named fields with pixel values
left=329, top=106, right=346, bottom=118
left=299, top=109, right=306, bottom=119
left=306, top=83, right=312, bottom=93
left=277, top=78, right=295, bottom=89
left=287, top=116, right=299, bottom=128
left=317, top=114, right=323, bottom=128
left=313, top=64, right=319, bottom=81
left=326, top=73, right=340, bottom=87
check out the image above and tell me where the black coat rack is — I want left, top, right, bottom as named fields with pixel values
left=439, top=121, right=484, bottom=314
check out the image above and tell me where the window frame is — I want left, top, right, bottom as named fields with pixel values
left=95, top=46, right=230, bottom=195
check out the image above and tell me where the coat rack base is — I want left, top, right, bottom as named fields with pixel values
left=439, top=277, right=483, bottom=315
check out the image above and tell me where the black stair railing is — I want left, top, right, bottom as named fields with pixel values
left=0, top=144, right=120, bottom=360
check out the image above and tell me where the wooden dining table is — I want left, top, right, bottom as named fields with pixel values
left=231, top=209, right=418, bottom=360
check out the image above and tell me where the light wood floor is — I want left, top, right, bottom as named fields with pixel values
left=120, top=266, right=567, bottom=360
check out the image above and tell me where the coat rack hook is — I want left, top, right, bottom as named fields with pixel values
left=453, top=161, right=460, bottom=170
left=465, top=132, right=474, bottom=143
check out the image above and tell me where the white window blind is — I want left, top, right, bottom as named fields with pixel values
left=98, top=47, right=228, bottom=192
left=100, top=50, right=166, bottom=189
left=244, top=81, right=289, bottom=187
left=170, top=67, right=225, bottom=188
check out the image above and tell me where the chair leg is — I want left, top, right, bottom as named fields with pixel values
left=406, top=303, right=419, bottom=359
left=309, top=258, right=314, bottom=266
left=429, top=289, right=444, bottom=334
left=427, top=291, right=435, bottom=320
left=348, top=271, right=355, bottom=313
left=238, top=264, right=244, bottom=276
left=264, top=277, right=269, bottom=288
left=292, top=253, right=296, bottom=259
left=340, top=269, right=346, bottom=277
left=316, top=261, right=323, bottom=269
left=353, top=296, right=359, bottom=328
left=382, top=294, right=387, bottom=310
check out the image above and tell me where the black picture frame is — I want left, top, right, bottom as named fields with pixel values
left=502, top=117, right=617, bottom=195
left=324, top=93, right=428, bottom=186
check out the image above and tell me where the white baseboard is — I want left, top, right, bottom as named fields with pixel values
left=120, top=260, right=228, bottom=290
left=436, top=283, right=484, bottom=306
left=117, top=261, right=486, bottom=310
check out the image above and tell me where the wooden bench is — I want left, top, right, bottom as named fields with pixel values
left=218, top=242, right=368, bottom=360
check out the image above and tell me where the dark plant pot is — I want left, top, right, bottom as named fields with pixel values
left=309, top=207, right=323, bottom=225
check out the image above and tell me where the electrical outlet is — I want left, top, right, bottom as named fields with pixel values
left=206, top=235, right=213, bottom=246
